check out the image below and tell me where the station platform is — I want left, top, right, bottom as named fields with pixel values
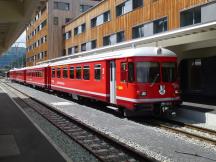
left=0, top=86, right=66, bottom=162
left=175, top=101, right=216, bottom=128
left=4, top=80, right=216, bottom=162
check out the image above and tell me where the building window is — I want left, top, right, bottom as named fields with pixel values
left=133, top=0, right=143, bottom=9
left=91, top=40, right=97, bottom=49
left=83, top=65, right=90, bottom=80
left=180, top=7, right=201, bottom=27
left=70, top=67, right=74, bottom=79
left=94, top=64, right=101, bottom=80
left=153, top=17, right=168, bottom=34
left=116, top=0, right=143, bottom=17
left=132, top=24, right=144, bottom=39
left=103, top=35, right=111, bottom=46
left=64, top=31, right=71, bottom=40
left=63, top=49, right=66, bottom=56
left=53, top=17, right=59, bottom=25
left=91, top=11, right=111, bottom=28
left=54, top=2, right=70, bottom=10
left=68, top=47, right=72, bottom=55
left=65, top=18, right=71, bottom=23
left=74, top=46, right=79, bottom=53
left=57, top=68, right=61, bottom=78
left=80, top=5, right=92, bottom=13
left=91, top=18, right=97, bottom=28
left=44, top=51, right=47, bottom=57
left=103, top=11, right=111, bottom=22
left=81, top=23, right=86, bottom=32
left=74, top=23, right=86, bottom=36
left=76, top=67, right=82, bottom=79
left=41, top=19, right=47, bottom=28
left=86, top=40, right=97, bottom=50
left=117, top=31, right=125, bottom=43
left=63, top=67, right=68, bottom=78
left=74, top=27, right=78, bottom=35
left=81, top=43, right=86, bottom=52
left=103, top=31, right=124, bottom=46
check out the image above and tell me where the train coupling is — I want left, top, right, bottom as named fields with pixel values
left=160, top=102, right=176, bottom=117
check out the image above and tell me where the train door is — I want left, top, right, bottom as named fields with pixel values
left=110, top=61, right=116, bottom=104
left=45, top=67, right=51, bottom=89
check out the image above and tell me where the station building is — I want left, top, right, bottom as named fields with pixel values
left=61, top=0, right=216, bottom=99
left=26, top=0, right=100, bottom=66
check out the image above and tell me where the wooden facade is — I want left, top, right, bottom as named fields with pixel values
left=26, top=0, right=100, bottom=66
left=63, top=0, right=210, bottom=55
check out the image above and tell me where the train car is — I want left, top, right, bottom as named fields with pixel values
left=25, top=64, right=50, bottom=88
left=49, top=47, right=181, bottom=115
left=9, top=69, right=16, bottom=81
left=9, top=68, right=26, bottom=84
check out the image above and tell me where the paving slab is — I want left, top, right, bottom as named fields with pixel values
left=0, top=85, right=66, bottom=162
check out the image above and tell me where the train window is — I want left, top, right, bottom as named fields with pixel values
left=57, top=68, right=61, bottom=78
left=63, top=67, right=68, bottom=78
left=83, top=65, right=90, bottom=80
left=52, top=68, right=55, bottom=78
left=136, top=62, right=160, bottom=83
left=162, top=63, right=176, bottom=83
left=121, top=62, right=127, bottom=82
left=94, top=64, right=101, bottom=80
left=70, top=67, right=74, bottom=79
left=76, top=66, right=82, bottom=79
left=128, top=62, right=135, bottom=82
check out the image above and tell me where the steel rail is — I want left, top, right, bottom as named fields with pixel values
left=152, top=118, right=216, bottom=146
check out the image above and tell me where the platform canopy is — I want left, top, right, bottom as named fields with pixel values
left=0, top=0, right=46, bottom=55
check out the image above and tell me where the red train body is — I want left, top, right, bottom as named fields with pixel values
left=9, top=69, right=26, bottom=84
left=9, top=47, right=181, bottom=115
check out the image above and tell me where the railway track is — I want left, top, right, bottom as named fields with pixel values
left=150, top=118, right=216, bottom=146
left=0, top=80, right=157, bottom=162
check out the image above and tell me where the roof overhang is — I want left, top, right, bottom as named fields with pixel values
left=38, top=21, right=216, bottom=65
left=0, top=0, right=46, bottom=55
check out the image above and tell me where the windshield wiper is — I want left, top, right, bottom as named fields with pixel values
left=150, top=73, right=159, bottom=87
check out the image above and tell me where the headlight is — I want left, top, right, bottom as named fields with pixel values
left=175, top=90, right=181, bottom=94
left=140, top=91, right=147, bottom=96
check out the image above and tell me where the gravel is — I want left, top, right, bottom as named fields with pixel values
left=3, top=82, right=99, bottom=162
left=7, top=81, right=216, bottom=162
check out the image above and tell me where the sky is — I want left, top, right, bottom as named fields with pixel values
left=12, top=31, right=26, bottom=48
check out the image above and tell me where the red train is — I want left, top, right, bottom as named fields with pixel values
left=9, top=47, right=181, bottom=116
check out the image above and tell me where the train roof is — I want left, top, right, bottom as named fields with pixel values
left=50, top=47, right=176, bottom=66
left=9, top=47, right=176, bottom=71
left=9, top=63, right=50, bottom=72
left=24, top=63, right=50, bottom=70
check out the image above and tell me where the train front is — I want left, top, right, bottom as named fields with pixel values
left=128, top=48, right=182, bottom=116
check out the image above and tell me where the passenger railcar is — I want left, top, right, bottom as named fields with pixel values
left=49, top=47, right=181, bottom=115
left=9, top=47, right=181, bottom=116
left=9, top=68, right=26, bottom=84
left=25, top=64, right=50, bottom=88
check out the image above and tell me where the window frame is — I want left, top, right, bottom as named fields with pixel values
left=94, top=64, right=101, bottom=81
left=83, top=65, right=90, bottom=80
left=76, top=66, right=82, bottom=80
left=153, top=17, right=168, bottom=34
left=180, top=6, right=201, bottom=27
left=63, top=67, right=68, bottom=78
left=57, top=67, right=61, bottom=78
left=69, top=66, right=75, bottom=79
